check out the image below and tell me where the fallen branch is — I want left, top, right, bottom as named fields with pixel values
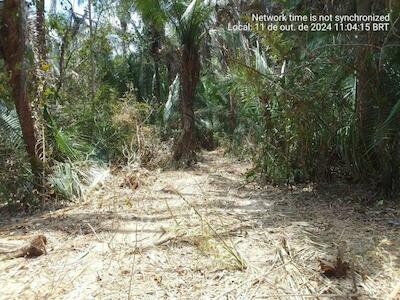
left=133, top=233, right=186, bottom=253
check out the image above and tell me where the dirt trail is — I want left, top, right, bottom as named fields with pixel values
left=0, top=149, right=399, bottom=299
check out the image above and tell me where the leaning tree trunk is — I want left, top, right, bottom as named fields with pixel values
left=173, top=46, right=200, bottom=161
left=1, top=0, right=41, bottom=174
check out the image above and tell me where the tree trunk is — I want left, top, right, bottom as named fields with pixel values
left=33, top=0, right=47, bottom=168
left=57, top=29, right=67, bottom=93
left=222, top=49, right=237, bottom=134
left=149, top=26, right=162, bottom=101
left=88, top=0, right=95, bottom=103
left=173, top=47, right=200, bottom=161
left=154, top=61, right=161, bottom=101
left=355, top=0, right=378, bottom=179
left=228, top=95, right=237, bottom=133
left=1, top=0, right=41, bottom=174
left=35, top=0, right=46, bottom=63
left=120, top=20, right=127, bottom=57
left=57, top=13, right=84, bottom=95
left=355, top=0, right=375, bottom=151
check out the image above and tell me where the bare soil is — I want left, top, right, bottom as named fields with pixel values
left=0, top=149, right=399, bottom=299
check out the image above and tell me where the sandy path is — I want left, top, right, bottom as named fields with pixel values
left=0, top=149, right=399, bottom=299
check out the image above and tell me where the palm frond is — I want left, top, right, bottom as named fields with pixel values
left=132, top=0, right=167, bottom=29
left=0, top=101, right=22, bottom=148
left=49, top=161, right=85, bottom=198
left=181, top=0, right=198, bottom=22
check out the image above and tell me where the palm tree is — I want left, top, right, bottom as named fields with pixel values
left=133, top=0, right=210, bottom=160
left=0, top=0, right=41, bottom=174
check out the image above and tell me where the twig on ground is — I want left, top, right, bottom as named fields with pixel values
left=85, top=223, right=101, bottom=242
left=164, top=198, right=180, bottom=226
left=133, top=233, right=186, bottom=253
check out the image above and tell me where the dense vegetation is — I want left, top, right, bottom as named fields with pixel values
left=1, top=0, right=400, bottom=209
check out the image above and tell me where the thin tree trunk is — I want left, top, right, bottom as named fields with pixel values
left=57, top=33, right=67, bottom=93
left=228, top=95, right=237, bottom=133
left=150, top=26, right=162, bottom=101
left=1, top=0, right=40, bottom=174
left=36, top=0, right=46, bottom=63
left=50, top=0, right=56, bottom=14
left=120, top=20, right=127, bottom=57
left=56, top=12, right=84, bottom=95
left=173, top=47, right=200, bottom=160
left=356, top=0, right=375, bottom=150
left=34, top=0, right=47, bottom=169
left=221, top=49, right=237, bottom=134
left=154, top=61, right=161, bottom=101
left=88, top=0, right=95, bottom=102
left=355, top=0, right=379, bottom=177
